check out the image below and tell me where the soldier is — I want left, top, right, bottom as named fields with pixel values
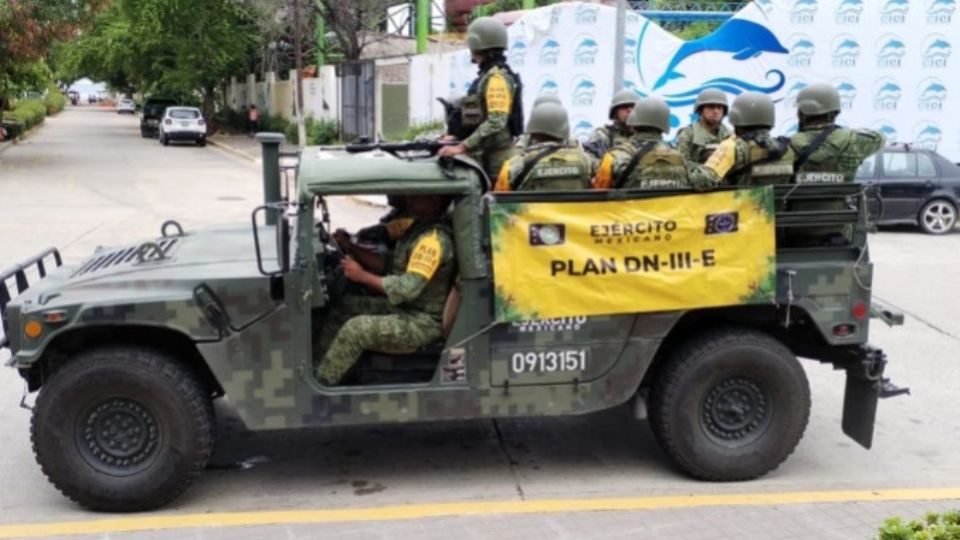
left=494, top=103, right=594, bottom=191
left=693, top=92, right=794, bottom=187
left=788, top=82, right=885, bottom=245
left=582, top=89, right=637, bottom=161
left=438, top=16, right=523, bottom=181
left=675, top=88, right=732, bottom=164
left=789, top=82, right=884, bottom=184
left=593, top=97, right=712, bottom=190
left=515, top=94, right=565, bottom=149
left=314, top=195, right=456, bottom=386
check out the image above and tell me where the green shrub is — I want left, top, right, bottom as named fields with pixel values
left=385, top=120, right=445, bottom=142
left=284, top=116, right=340, bottom=146
left=877, top=511, right=960, bottom=540
left=4, top=100, right=48, bottom=133
left=43, top=86, right=67, bottom=115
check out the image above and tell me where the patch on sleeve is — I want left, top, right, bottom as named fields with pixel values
left=704, top=138, right=737, bottom=178
left=593, top=153, right=615, bottom=189
left=485, top=73, right=512, bottom=114
left=384, top=218, right=414, bottom=240
left=406, top=231, right=443, bottom=280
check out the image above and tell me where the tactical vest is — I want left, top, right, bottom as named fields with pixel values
left=617, top=143, right=689, bottom=190
left=682, top=122, right=731, bottom=164
left=789, top=128, right=859, bottom=184
left=392, top=221, right=456, bottom=319
left=733, top=139, right=795, bottom=187
left=462, top=65, right=524, bottom=138
left=513, top=147, right=592, bottom=191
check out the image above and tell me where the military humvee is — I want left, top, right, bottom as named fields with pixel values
left=1, top=137, right=906, bottom=512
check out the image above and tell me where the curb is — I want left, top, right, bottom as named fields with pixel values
left=208, top=137, right=260, bottom=163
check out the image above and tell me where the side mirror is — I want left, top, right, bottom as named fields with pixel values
left=252, top=203, right=291, bottom=277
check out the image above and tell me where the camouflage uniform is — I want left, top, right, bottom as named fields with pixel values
left=692, top=131, right=795, bottom=187
left=462, top=64, right=521, bottom=180
left=676, top=121, right=732, bottom=165
left=314, top=220, right=456, bottom=385
left=494, top=143, right=594, bottom=191
left=593, top=133, right=712, bottom=190
left=583, top=123, right=633, bottom=161
left=788, top=121, right=885, bottom=244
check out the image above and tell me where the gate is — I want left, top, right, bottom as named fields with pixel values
left=338, top=60, right=375, bottom=142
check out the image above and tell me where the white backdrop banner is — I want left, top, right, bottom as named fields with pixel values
left=440, top=0, right=959, bottom=161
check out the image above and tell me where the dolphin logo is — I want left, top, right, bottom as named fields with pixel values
left=878, top=125, right=897, bottom=135
left=919, top=125, right=942, bottom=137
left=792, top=39, right=815, bottom=51
left=837, top=82, right=857, bottom=92
left=538, top=80, right=559, bottom=95
left=510, top=40, right=526, bottom=51
left=652, top=19, right=787, bottom=90
left=921, top=82, right=947, bottom=96
left=881, top=39, right=906, bottom=52
left=835, top=39, right=860, bottom=53
left=878, top=82, right=902, bottom=93
left=926, top=39, right=951, bottom=52
left=794, top=0, right=817, bottom=7
left=881, top=0, right=910, bottom=12
left=838, top=0, right=863, bottom=11
left=928, top=0, right=955, bottom=13
left=575, top=80, right=596, bottom=91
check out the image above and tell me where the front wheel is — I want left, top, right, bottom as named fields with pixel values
left=649, top=327, right=810, bottom=481
left=31, top=347, right=214, bottom=511
left=919, top=199, right=957, bottom=235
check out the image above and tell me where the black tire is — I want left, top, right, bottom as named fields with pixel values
left=140, top=127, right=150, bottom=138
left=649, top=327, right=810, bottom=481
left=31, top=346, right=214, bottom=511
left=196, top=137, right=206, bottom=147
left=161, top=132, right=169, bottom=146
left=918, top=198, right=957, bottom=235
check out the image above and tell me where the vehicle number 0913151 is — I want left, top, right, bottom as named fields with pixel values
left=510, top=350, right=586, bottom=374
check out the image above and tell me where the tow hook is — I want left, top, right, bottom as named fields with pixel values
left=861, top=347, right=910, bottom=399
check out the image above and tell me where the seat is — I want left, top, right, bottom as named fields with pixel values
left=368, top=279, right=461, bottom=355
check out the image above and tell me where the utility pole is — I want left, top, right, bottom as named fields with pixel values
left=293, top=0, right=306, bottom=148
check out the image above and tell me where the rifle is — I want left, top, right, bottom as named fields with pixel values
left=344, top=140, right=459, bottom=158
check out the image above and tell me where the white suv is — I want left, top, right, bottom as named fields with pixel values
left=159, top=107, right=207, bottom=147
left=117, top=98, right=136, bottom=114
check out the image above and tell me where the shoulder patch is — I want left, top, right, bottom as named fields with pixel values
left=485, top=72, right=512, bottom=114
left=406, top=231, right=444, bottom=280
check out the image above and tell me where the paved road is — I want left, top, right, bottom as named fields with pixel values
left=0, top=108, right=958, bottom=539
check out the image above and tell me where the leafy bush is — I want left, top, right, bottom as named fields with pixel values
left=43, top=85, right=67, bottom=115
left=284, top=116, right=340, bottom=146
left=4, top=100, right=48, bottom=133
left=385, top=120, right=445, bottom=142
left=877, top=511, right=960, bottom=540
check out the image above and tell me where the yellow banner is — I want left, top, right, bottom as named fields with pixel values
left=490, top=187, right=776, bottom=322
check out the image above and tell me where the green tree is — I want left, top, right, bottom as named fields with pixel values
left=59, top=0, right=257, bottom=120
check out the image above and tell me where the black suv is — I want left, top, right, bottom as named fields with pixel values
left=856, top=144, right=960, bottom=234
left=139, top=97, right=179, bottom=138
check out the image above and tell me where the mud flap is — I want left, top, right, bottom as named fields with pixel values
left=841, top=346, right=909, bottom=449
left=842, top=369, right=880, bottom=449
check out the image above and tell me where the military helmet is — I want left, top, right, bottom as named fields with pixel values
left=467, top=17, right=508, bottom=53
left=626, top=96, right=671, bottom=133
left=695, top=88, right=729, bottom=113
left=608, top=90, right=638, bottom=119
left=532, top=94, right=563, bottom=108
left=796, top=82, right=841, bottom=116
left=729, top=92, right=775, bottom=128
left=526, top=102, right=570, bottom=141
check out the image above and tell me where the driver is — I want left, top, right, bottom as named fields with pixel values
left=314, top=195, right=456, bottom=386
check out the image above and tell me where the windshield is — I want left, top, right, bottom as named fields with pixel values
left=169, top=109, right=200, bottom=119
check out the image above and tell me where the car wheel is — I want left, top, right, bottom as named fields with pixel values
left=649, top=327, right=810, bottom=481
left=140, top=127, right=149, bottom=138
left=161, top=133, right=169, bottom=146
left=918, top=199, right=957, bottom=235
left=31, top=346, right=214, bottom=511
left=196, top=137, right=206, bottom=147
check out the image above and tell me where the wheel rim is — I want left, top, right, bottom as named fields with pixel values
left=701, top=376, right=772, bottom=447
left=75, top=397, right=161, bottom=476
left=923, top=202, right=956, bottom=233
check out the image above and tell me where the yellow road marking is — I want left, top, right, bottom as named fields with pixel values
left=2, top=488, right=960, bottom=538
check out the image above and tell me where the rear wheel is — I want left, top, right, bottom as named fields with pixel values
left=649, top=327, right=810, bottom=481
left=196, top=137, right=206, bottom=147
left=31, top=346, right=214, bottom=511
left=919, top=199, right=957, bottom=235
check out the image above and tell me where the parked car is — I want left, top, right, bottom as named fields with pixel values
left=856, top=144, right=960, bottom=234
left=139, top=96, right=178, bottom=138
left=116, top=98, right=136, bottom=114
left=158, top=106, right=207, bottom=146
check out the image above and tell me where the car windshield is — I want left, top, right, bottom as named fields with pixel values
left=169, top=109, right=200, bottom=119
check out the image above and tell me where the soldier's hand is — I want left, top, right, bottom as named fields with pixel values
left=438, top=143, right=467, bottom=158
left=439, top=134, right=457, bottom=143
left=342, top=256, right=365, bottom=282
left=332, top=229, right=351, bottom=250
